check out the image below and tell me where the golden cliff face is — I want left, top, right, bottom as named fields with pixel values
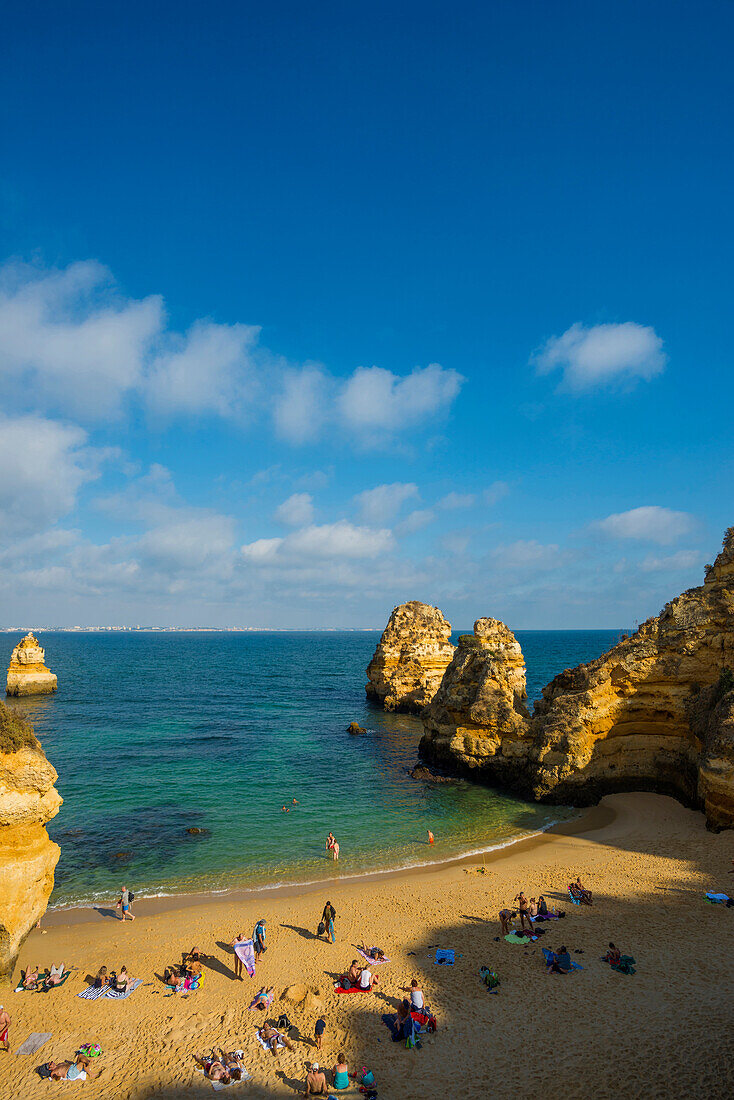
left=0, top=704, right=61, bottom=980
left=6, top=632, right=58, bottom=697
left=419, top=528, right=734, bottom=830
left=366, top=602, right=455, bottom=713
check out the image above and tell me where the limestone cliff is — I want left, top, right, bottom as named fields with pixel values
left=420, top=527, right=734, bottom=829
left=6, top=633, right=58, bottom=697
left=366, top=602, right=455, bottom=713
left=0, top=704, right=61, bottom=980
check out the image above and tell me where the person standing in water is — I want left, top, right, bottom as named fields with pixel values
left=326, top=832, right=335, bottom=856
left=427, top=830, right=434, bottom=845
left=332, top=840, right=340, bottom=861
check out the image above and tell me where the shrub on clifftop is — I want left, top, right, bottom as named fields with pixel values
left=0, top=701, right=40, bottom=754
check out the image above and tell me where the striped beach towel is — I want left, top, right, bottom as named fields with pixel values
left=105, top=978, right=143, bottom=999
left=78, top=984, right=108, bottom=1000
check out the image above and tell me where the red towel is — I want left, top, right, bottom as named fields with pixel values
left=334, top=980, right=369, bottom=994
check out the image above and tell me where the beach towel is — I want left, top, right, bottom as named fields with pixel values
left=255, top=1029, right=285, bottom=1051
left=15, top=1033, right=52, bottom=1057
left=233, top=939, right=256, bottom=977
left=105, top=978, right=143, bottom=999
left=532, top=913, right=560, bottom=921
left=504, top=931, right=538, bottom=944
left=16, top=969, right=72, bottom=993
left=196, top=1067, right=252, bottom=1090
left=568, top=887, right=583, bottom=905
left=249, top=990, right=274, bottom=1011
left=705, top=892, right=731, bottom=904
left=357, top=948, right=390, bottom=965
left=77, top=984, right=109, bottom=1000
left=334, top=981, right=369, bottom=993
left=434, top=949, right=454, bottom=965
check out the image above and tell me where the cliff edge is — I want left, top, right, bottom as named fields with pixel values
left=7, top=633, right=58, bottom=697
left=0, top=704, right=61, bottom=980
left=420, top=527, right=734, bottom=830
left=366, top=601, right=455, bottom=713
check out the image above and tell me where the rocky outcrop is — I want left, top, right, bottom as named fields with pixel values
left=420, top=527, right=734, bottom=830
left=0, top=704, right=61, bottom=980
left=366, top=602, right=455, bottom=713
left=6, top=633, right=57, bottom=696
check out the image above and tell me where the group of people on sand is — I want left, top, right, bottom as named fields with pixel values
left=91, top=965, right=132, bottom=992
left=19, top=962, right=68, bottom=992
left=499, top=892, right=559, bottom=934
left=569, top=877, right=593, bottom=904
left=338, top=958, right=379, bottom=991
left=163, top=946, right=204, bottom=989
left=305, top=1055, right=350, bottom=1095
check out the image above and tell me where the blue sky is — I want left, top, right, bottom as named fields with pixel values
left=1, top=1, right=732, bottom=628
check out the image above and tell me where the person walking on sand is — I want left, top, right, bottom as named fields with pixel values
left=118, top=885, right=135, bottom=922
left=327, top=907, right=336, bottom=943
left=314, top=1017, right=326, bottom=1050
left=319, top=901, right=336, bottom=939
left=0, top=1005, right=10, bottom=1053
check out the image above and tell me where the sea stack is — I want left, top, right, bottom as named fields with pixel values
left=419, top=527, right=734, bottom=830
left=366, top=601, right=455, bottom=713
left=6, top=633, right=57, bottom=697
left=0, top=703, right=62, bottom=979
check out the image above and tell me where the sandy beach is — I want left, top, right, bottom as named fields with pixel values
left=3, top=793, right=733, bottom=1100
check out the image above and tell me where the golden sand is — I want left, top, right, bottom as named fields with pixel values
left=3, top=793, right=733, bottom=1099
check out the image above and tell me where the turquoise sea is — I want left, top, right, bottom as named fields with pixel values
left=5, top=630, right=621, bottom=908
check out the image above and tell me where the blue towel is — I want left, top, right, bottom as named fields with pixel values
left=542, top=948, right=583, bottom=971
left=567, top=888, right=582, bottom=905
left=434, top=949, right=454, bottom=965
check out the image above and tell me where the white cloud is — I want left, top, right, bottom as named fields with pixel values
left=0, top=414, right=101, bottom=535
left=640, top=549, right=702, bottom=572
left=338, top=363, right=463, bottom=432
left=489, top=540, right=563, bottom=571
left=396, top=509, right=435, bottom=535
left=484, top=481, right=510, bottom=506
left=274, top=492, right=314, bottom=526
left=438, top=492, right=475, bottom=510
left=0, top=260, right=162, bottom=419
left=594, top=506, right=695, bottom=545
left=135, top=513, right=236, bottom=573
left=273, top=366, right=330, bottom=443
left=355, top=482, right=419, bottom=524
left=146, top=320, right=260, bottom=418
left=243, top=520, right=393, bottom=563
left=533, top=322, right=666, bottom=390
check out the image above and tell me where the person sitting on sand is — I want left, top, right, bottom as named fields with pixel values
left=252, top=986, right=275, bottom=1010
left=574, top=877, right=593, bottom=904
left=163, top=967, right=187, bottom=989
left=22, top=965, right=40, bottom=990
left=258, top=1024, right=293, bottom=1056
left=538, top=895, right=549, bottom=916
left=358, top=966, right=378, bottom=991
left=110, top=966, right=129, bottom=993
left=92, top=967, right=109, bottom=989
left=547, top=945, right=572, bottom=974
left=48, top=1055, right=93, bottom=1081
left=528, top=897, right=539, bottom=918
left=195, top=1051, right=230, bottom=1084
left=344, top=960, right=361, bottom=988
left=405, top=978, right=424, bottom=1011
left=603, top=942, right=621, bottom=965
left=499, top=908, right=517, bottom=935
left=183, top=946, right=203, bottom=966
left=333, top=1053, right=349, bottom=1090
left=305, top=1061, right=328, bottom=1095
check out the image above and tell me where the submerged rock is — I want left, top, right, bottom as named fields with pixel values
left=410, top=763, right=458, bottom=783
left=366, top=601, right=455, bottom=713
left=347, top=721, right=366, bottom=735
left=6, top=633, right=57, bottom=697
left=419, top=527, right=734, bottom=830
left=0, top=703, right=61, bottom=979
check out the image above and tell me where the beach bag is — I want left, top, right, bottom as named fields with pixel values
left=36, top=1064, right=53, bottom=1079
left=276, top=1013, right=292, bottom=1031
left=317, top=921, right=326, bottom=936
left=129, top=892, right=134, bottom=903
left=78, top=1043, right=102, bottom=1058
left=360, top=1068, right=375, bottom=1086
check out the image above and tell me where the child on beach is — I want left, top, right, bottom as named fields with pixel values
left=315, top=1017, right=326, bottom=1050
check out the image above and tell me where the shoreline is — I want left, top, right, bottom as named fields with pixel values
left=43, top=802, right=615, bottom=927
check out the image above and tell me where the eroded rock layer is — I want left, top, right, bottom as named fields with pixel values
left=6, top=633, right=57, bottom=697
left=420, top=528, right=734, bottom=829
left=0, top=704, right=61, bottom=980
left=366, top=602, right=455, bottom=713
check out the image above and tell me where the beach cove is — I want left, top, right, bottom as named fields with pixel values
left=5, top=793, right=734, bottom=1099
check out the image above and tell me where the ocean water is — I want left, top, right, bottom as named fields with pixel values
left=4, top=630, right=621, bottom=908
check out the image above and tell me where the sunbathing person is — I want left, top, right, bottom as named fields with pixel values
left=252, top=985, right=275, bottom=1010
left=359, top=942, right=386, bottom=961
left=22, top=965, right=40, bottom=989
left=574, top=877, right=593, bottom=904
left=499, top=908, right=517, bottom=935
left=92, top=967, right=109, bottom=989
left=164, top=969, right=187, bottom=989
left=48, top=1055, right=93, bottom=1081
left=258, top=1024, right=293, bottom=1055
left=183, top=946, right=204, bottom=965
left=41, top=964, right=66, bottom=990
left=215, top=1049, right=247, bottom=1082
left=195, top=1051, right=230, bottom=1083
